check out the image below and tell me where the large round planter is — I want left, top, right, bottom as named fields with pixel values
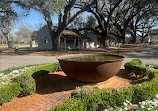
left=58, top=54, right=124, bottom=82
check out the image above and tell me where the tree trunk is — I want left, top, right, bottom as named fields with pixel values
left=121, top=30, right=126, bottom=44
left=132, top=30, right=137, bottom=43
left=50, top=31, right=62, bottom=51
left=4, top=35, right=11, bottom=48
left=101, top=28, right=109, bottom=47
left=131, top=33, right=136, bottom=44
left=141, top=37, right=145, bottom=43
left=0, top=36, right=3, bottom=45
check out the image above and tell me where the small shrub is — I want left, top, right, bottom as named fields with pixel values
left=13, top=75, right=36, bottom=96
left=24, top=63, right=62, bottom=80
left=100, top=87, right=133, bottom=108
left=131, top=58, right=142, bottom=65
left=72, top=86, right=101, bottom=110
left=55, top=98, right=87, bottom=111
left=0, top=83, right=21, bottom=104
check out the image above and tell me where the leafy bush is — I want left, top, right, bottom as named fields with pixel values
left=0, top=62, right=62, bottom=104
left=124, top=58, right=154, bottom=77
left=131, top=80, right=158, bottom=103
left=131, top=58, right=142, bottom=65
left=55, top=98, right=87, bottom=111
left=124, top=58, right=142, bottom=76
left=100, top=87, right=133, bottom=108
left=53, top=60, right=158, bottom=110
left=72, top=86, right=101, bottom=110
left=0, top=83, right=21, bottom=104
left=13, top=75, right=36, bottom=96
left=24, top=63, right=62, bottom=80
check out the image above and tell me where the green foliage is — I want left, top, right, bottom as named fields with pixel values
left=71, top=86, right=101, bottom=110
left=0, top=64, right=40, bottom=74
left=131, top=80, right=158, bottom=103
left=0, top=83, right=21, bottom=105
left=85, top=15, right=97, bottom=29
left=13, top=75, right=36, bottom=96
left=124, top=58, right=156, bottom=78
left=0, top=62, right=62, bottom=104
left=69, top=15, right=86, bottom=30
left=55, top=98, right=86, bottom=111
left=146, top=63, right=158, bottom=69
left=124, top=58, right=145, bottom=76
left=100, top=87, right=133, bottom=108
left=54, top=60, right=158, bottom=110
left=24, top=62, right=62, bottom=80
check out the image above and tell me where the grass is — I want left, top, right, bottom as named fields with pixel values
left=0, top=44, right=38, bottom=53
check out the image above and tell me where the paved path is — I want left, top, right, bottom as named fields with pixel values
left=122, top=45, right=158, bottom=68
left=0, top=55, right=58, bottom=70
left=0, top=45, right=158, bottom=70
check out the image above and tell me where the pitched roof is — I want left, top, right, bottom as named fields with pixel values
left=38, top=25, right=90, bottom=40
left=61, top=30, right=80, bottom=38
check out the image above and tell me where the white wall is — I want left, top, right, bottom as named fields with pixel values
left=85, top=33, right=98, bottom=48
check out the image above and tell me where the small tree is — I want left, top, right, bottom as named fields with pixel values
left=0, top=0, right=17, bottom=47
left=15, top=24, right=34, bottom=44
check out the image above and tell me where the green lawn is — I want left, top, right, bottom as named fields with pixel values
left=0, top=44, right=38, bottom=52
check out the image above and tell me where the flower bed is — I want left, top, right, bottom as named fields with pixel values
left=0, top=62, right=61, bottom=105
left=109, top=94, right=158, bottom=110
left=0, top=66, right=35, bottom=87
left=51, top=59, right=158, bottom=111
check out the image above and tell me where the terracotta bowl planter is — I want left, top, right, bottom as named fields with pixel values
left=58, top=54, right=124, bottom=82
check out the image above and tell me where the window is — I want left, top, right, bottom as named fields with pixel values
left=44, top=37, right=48, bottom=43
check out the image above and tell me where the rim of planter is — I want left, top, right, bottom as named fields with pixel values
left=58, top=54, right=124, bottom=63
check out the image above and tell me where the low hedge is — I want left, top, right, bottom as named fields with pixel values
left=0, top=62, right=61, bottom=104
left=0, top=83, right=21, bottom=105
left=53, top=59, right=158, bottom=111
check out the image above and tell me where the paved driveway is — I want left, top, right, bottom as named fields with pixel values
left=0, top=55, right=58, bottom=71
left=122, top=45, right=158, bottom=68
left=0, top=45, right=158, bottom=70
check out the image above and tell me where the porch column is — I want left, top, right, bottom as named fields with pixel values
left=64, top=38, right=66, bottom=50
left=82, top=39, right=84, bottom=49
left=74, top=39, right=76, bottom=49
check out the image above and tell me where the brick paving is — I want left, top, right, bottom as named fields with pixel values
left=26, top=70, right=136, bottom=111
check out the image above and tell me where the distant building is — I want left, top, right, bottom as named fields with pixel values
left=136, top=36, right=156, bottom=44
left=37, top=25, right=91, bottom=50
left=37, top=26, right=124, bottom=50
